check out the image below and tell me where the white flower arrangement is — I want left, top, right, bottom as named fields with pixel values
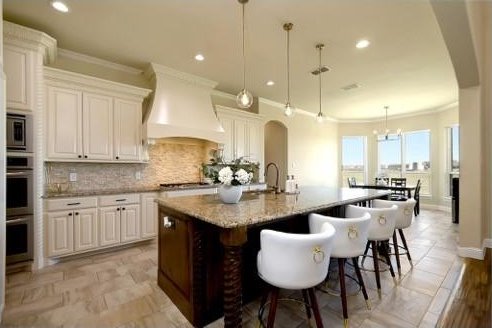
left=218, top=166, right=253, bottom=186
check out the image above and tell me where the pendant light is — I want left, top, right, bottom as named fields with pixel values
left=315, top=43, right=325, bottom=123
left=372, top=106, right=402, bottom=141
left=283, top=23, right=295, bottom=117
left=236, top=0, right=253, bottom=109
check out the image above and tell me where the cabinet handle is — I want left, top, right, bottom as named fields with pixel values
left=162, top=216, right=174, bottom=229
left=68, top=212, right=73, bottom=216
left=67, top=202, right=81, bottom=206
left=115, top=199, right=127, bottom=202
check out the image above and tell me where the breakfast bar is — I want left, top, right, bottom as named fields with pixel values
left=156, top=187, right=391, bottom=328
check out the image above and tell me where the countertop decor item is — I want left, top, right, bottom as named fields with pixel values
left=212, top=159, right=254, bottom=203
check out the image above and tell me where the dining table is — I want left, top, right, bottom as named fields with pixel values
left=350, top=183, right=416, bottom=198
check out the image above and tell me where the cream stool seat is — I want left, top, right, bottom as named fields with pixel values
left=257, top=223, right=336, bottom=328
left=346, top=204, right=398, bottom=294
left=372, top=198, right=417, bottom=275
left=309, top=212, right=371, bottom=328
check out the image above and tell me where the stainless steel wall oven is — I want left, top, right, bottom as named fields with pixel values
left=6, top=154, right=34, bottom=264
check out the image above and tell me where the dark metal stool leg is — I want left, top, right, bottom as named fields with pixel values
left=380, top=241, right=396, bottom=281
left=338, top=258, right=349, bottom=328
left=398, top=229, right=412, bottom=262
left=301, top=289, right=312, bottom=319
left=361, top=241, right=370, bottom=265
left=307, top=288, right=324, bottom=328
left=371, top=241, right=382, bottom=297
left=392, top=231, right=402, bottom=276
left=352, top=257, right=371, bottom=310
left=266, top=287, right=279, bottom=328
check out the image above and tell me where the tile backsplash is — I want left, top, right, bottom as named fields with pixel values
left=45, top=138, right=217, bottom=193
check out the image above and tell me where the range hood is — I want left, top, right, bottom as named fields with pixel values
left=143, top=63, right=225, bottom=143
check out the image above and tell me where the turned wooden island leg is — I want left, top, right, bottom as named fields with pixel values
left=220, top=227, right=248, bottom=328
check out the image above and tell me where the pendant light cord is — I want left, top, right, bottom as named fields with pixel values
left=242, top=2, right=246, bottom=89
left=287, top=27, right=290, bottom=104
left=318, top=46, right=322, bottom=116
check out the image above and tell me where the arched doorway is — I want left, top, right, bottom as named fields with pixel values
left=264, top=120, right=288, bottom=192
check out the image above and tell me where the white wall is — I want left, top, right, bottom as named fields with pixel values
left=259, top=100, right=339, bottom=188
left=338, top=106, right=458, bottom=207
left=0, top=0, right=6, bottom=317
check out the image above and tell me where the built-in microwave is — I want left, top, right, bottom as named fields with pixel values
left=6, top=112, right=33, bottom=152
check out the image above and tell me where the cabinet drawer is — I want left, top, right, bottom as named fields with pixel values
left=45, top=197, right=97, bottom=211
left=99, top=193, right=140, bottom=206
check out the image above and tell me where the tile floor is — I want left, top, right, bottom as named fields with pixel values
left=1, top=209, right=461, bottom=328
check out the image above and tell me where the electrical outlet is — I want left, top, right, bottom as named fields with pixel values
left=69, top=172, right=77, bottom=182
left=135, top=171, right=141, bottom=180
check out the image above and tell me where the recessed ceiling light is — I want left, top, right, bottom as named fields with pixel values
left=194, top=54, right=205, bottom=61
left=266, top=80, right=275, bottom=86
left=356, top=39, right=370, bottom=49
left=51, top=1, right=69, bottom=13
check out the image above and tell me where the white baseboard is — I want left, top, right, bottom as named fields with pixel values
left=483, top=238, right=492, bottom=249
left=458, top=246, right=485, bottom=260
left=421, top=203, right=451, bottom=212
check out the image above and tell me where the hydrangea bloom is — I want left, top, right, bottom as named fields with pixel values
left=217, top=166, right=252, bottom=186
left=218, top=166, right=234, bottom=185
left=235, top=169, right=251, bottom=185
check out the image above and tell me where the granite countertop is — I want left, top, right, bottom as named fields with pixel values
left=160, top=182, right=267, bottom=192
left=43, top=186, right=161, bottom=199
left=156, top=186, right=391, bottom=228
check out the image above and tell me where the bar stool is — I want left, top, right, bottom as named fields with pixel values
left=372, top=198, right=417, bottom=275
left=257, top=223, right=336, bottom=328
left=308, top=212, right=371, bottom=328
left=346, top=204, right=398, bottom=296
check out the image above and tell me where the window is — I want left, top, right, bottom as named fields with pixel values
left=404, top=130, right=431, bottom=194
left=447, top=125, right=459, bottom=196
left=341, top=136, right=366, bottom=186
left=377, top=130, right=431, bottom=195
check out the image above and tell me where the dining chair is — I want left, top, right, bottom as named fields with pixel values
left=372, top=198, right=417, bottom=276
left=347, top=177, right=357, bottom=188
left=375, top=177, right=389, bottom=185
left=346, top=204, right=398, bottom=296
left=309, top=212, right=371, bottom=328
left=257, top=223, right=336, bottom=328
left=413, top=179, right=422, bottom=216
left=390, top=177, right=407, bottom=200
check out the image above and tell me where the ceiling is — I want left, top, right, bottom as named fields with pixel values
left=3, top=0, right=458, bottom=120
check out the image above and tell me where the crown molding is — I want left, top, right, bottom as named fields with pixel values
left=44, top=66, right=151, bottom=99
left=144, top=63, right=218, bottom=89
left=57, top=48, right=143, bottom=75
left=258, top=97, right=337, bottom=122
left=215, top=104, right=265, bottom=120
left=337, top=101, right=459, bottom=123
left=3, top=21, right=57, bottom=64
left=211, top=89, right=237, bottom=100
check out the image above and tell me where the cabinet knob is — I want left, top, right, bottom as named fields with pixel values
left=117, top=208, right=120, bottom=211
left=68, top=212, right=73, bottom=216
left=84, top=155, right=88, bottom=159
left=122, top=207, right=125, bottom=211
left=75, top=212, right=79, bottom=216
left=78, top=155, right=82, bottom=158
left=163, top=216, right=174, bottom=229
left=116, top=156, right=119, bottom=160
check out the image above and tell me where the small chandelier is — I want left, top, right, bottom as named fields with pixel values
left=283, top=22, right=295, bottom=117
left=236, top=0, right=253, bottom=109
left=373, top=106, right=402, bottom=141
left=315, top=43, right=325, bottom=123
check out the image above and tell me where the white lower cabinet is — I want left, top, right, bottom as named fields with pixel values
left=73, top=208, right=98, bottom=252
left=45, top=193, right=149, bottom=258
left=141, top=193, right=158, bottom=238
left=99, top=206, right=121, bottom=246
left=47, top=210, right=74, bottom=257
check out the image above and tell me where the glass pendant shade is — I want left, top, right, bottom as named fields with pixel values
left=374, top=106, right=402, bottom=141
left=316, top=111, right=324, bottom=123
left=236, top=89, right=253, bottom=109
left=284, top=103, right=295, bottom=117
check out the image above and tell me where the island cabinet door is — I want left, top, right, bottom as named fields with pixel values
left=158, top=212, right=191, bottom=301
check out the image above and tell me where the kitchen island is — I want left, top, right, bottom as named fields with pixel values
left=156, top=187, right=390, bottom=328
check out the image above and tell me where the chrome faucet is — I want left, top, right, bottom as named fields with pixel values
left=265, top=162, right=280, bottom=193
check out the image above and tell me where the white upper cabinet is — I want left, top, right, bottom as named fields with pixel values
left=82, top=93, right=114, bottom=160
left=215, top=105, right=265, bottom=166
left=4, top=45, right=34, bottom=111
left=114, top=99, right=142, bottom=161
left=44, top=67, right=151, bottom=162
